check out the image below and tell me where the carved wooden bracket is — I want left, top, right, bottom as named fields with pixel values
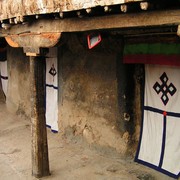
left=5, top=32, right=61, bottom=56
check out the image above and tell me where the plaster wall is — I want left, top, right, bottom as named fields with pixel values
left=6, top=46, right=31, bottom=118
left=58, top=34, right=142, bottom=154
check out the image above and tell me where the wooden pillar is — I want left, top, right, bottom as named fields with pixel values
left=30, top=55, right=50, bottom=178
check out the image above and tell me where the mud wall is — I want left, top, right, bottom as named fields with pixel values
left=57, top=33, right=142, bottom=155
left=6, top=46, right=31, bottom=118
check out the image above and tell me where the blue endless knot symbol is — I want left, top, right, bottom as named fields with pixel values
left=49, top=64, right=57, bottom=77
left=153, top=72, right=177, bottom=106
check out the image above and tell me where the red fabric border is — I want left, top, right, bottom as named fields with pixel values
left=124, top=55, right=180, bottom=66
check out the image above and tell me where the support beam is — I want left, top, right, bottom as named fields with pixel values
left=140, top=2, right=150, bottom=10
left=30, top=55, right=50, bottom=178
left=177, top=25, right=180, bottom=37
left=2, top=9, right=180, bottom=36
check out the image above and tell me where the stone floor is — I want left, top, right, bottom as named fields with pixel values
left=0, top=102, right=177, bottom=180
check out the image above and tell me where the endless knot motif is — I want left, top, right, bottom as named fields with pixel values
left=49, top=64, right=57, bottom=77
left=153, top=72, right=177, bottom=106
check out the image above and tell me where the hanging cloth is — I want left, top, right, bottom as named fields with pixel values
left=45, top=48, right=58, bottom=133
left=123, top=43, right=180, bottom=178
left=135, top=64, right=180, bottom=179
left=124, top=43, right=180, bottom=66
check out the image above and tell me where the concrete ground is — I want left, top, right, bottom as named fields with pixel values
left=0, top=101, right=177, bottom=180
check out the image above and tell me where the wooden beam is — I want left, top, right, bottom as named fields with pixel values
left=30, top=55, right=50, bottom=178
left=2, top=9, right=180, bottom=36
left=125, top=34, right=180, bottom=44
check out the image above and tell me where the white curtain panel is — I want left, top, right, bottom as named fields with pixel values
left=45, top=48, right=58, bottom=132
left=136, top=64, right=180, bottom=179
left=0, top=60, right=8, bottom=96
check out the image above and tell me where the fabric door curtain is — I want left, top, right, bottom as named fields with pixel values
left=124, top=43, right=180, bottom=179
left=45, top=48, right=59, bottom=133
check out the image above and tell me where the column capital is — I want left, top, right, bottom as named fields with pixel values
left=5, top=32, right=61, bottom=55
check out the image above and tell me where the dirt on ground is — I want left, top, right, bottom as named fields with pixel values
left=0, top=99, right=176, bottom=180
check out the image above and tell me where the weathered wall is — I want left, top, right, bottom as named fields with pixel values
left=6, top=46, right=31, bottom=118
left=57, top=33, right=141, bottom=155
left=5, top=33, right=142, bottom=155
